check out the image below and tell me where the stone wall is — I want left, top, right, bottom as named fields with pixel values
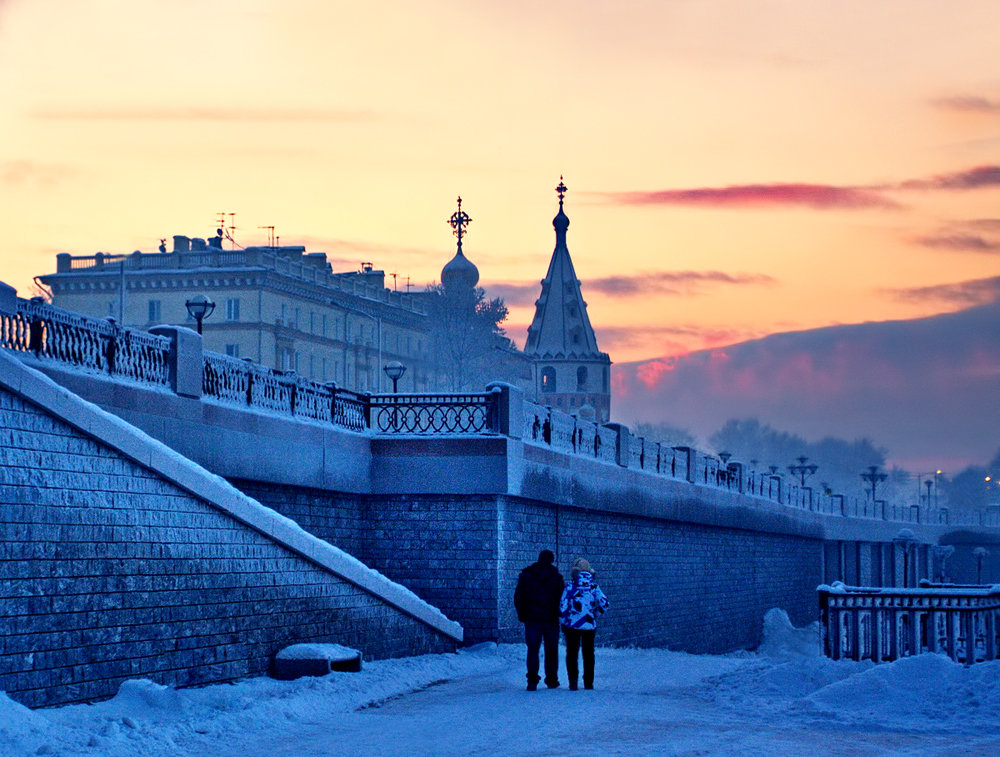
left=497, top=499, right=820, bottom=653
left=241, top=482, right=822, bottom=652
left=0, top=387, right=457, bottom=709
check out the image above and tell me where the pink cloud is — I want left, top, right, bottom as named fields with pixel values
left=605, top=183, right=896, bottom=210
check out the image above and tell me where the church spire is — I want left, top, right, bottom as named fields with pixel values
left=524, top=177, right=611, bottom=422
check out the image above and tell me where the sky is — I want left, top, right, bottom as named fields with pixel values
left=2, top=0, right=999, bottom=365
left=2, top=1, right=999, bottom=472
left=4, top=616, right=1000, bottom=755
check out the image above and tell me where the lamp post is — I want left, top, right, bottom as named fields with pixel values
left=185, top=295, right=215, bottom=335
left=382, top=361, right=406, bottom=431
left=861, top=465, right=888, bottom=502
left=788, top=455, right=818, bottom=487
left=383, top=360, right=406, bottom=393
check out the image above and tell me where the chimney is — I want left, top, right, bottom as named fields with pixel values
left=173, top=235, right=190, bottom=253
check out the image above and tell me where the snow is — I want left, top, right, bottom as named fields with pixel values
left=3, top=610, right=999, bottom=756
left=275, top=644, right=360, bottom=662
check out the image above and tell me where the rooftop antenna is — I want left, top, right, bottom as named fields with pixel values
left=389, top=272, right=398, bottom=291
left=405, top=276, right=412, bottom=293
left=216, top=212, right=239, bottom=249
left=258, top=225, right=276, bottom=249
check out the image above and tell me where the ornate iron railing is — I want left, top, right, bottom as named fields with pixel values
left=819, top=582, right=1000, bottom=664
left=368, top=392, right=498, bottom=434
left=202, top=353, right=368, bottom=432
left=0, top=297, right=170, bottom=388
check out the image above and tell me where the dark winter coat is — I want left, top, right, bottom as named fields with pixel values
left=514, top=561, right=565, bottom=623
left=560, top=571, right=609, bottom=631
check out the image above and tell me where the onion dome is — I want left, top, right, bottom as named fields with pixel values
left=441, top=249, right=480, bottom=290
left=442, top=196, right=479, bottom=290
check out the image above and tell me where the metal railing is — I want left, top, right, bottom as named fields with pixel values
left=203, top=353, right=368, bottom=432
left=368, top=392, right=497, bottom=434
left=3, top=292, right=998, bottom=527
left=1, top=297, right=171, bottom=389
left=818, top=582, right=1000, bottom=664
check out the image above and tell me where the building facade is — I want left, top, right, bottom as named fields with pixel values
left=41, top=236, right=432, bottom=393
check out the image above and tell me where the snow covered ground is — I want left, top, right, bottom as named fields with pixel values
left=3, top=610, right=999, bottom=756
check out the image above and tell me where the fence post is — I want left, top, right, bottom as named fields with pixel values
left=604, top=423, right=631, bottom=467
left=0, top=282, right=16, bottom=316
left=486, top=382, right=523, bottom=439
left=149, top=325, right=203, bottom=398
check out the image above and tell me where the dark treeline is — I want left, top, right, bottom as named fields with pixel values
left=632, top=416, right=999, bottom=510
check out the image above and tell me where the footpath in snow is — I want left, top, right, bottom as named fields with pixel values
left=2, top=610, right=999, bottom=756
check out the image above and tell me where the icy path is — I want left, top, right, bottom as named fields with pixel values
left=5, top=612, right=1000, bottom=757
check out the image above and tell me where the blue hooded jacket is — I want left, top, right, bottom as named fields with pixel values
left=559, top=570, right=609, bottom=630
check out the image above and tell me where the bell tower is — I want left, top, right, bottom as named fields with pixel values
left=524, top=178, right=611, bottom=422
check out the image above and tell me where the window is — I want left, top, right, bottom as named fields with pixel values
left=322, top=314, right=327, bottom=338
left=577, top=366, right=588, bottom=391
left=225, top=344, right=240, bottom=358
left=147, top=299, right=161, bottom=323
left=541, top=366, right=556, bottom=393
left=309, top=353, right=315, bottom=378
left=322, top=357, right=327, bottom=381
left=281, top=303, right=287, bottom=323
left=310, top=311, right=315, bottom=334
left=226, top=298, right=240, bottom=321
left=603, top=367, right=609, bottom=392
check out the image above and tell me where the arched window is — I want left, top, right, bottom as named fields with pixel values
left=541, top=366, right=556, bottom=393
left=577, top=366, right=588, bottom=391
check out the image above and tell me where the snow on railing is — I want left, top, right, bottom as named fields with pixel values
left=818, top=581, right=1000, bottom=664
left=1, top=296, right=171, bottom=389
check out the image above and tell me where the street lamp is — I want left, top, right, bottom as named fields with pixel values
left=788, top=455, right=818, bottom=487
left=383, top=360, right=406, bottom=393
left=185, top=295, right=215, bottom=335
left=861, top=465, right=888, bottom=502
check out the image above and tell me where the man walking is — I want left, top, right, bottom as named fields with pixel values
left=514, top=549, right=564, bottom=691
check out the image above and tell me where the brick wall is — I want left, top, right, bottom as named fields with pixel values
left=0, top=388, right=456, bottom=708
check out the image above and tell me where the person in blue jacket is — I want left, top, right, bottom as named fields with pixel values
left=560, top=557, right=610, bottom=690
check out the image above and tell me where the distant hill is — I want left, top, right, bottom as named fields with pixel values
left=612, top=303, right=1000, bottom=472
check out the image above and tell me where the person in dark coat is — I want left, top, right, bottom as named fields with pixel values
left=514, top=549, right=565, bottom=690
left=560, top=557, right=610, bottom=691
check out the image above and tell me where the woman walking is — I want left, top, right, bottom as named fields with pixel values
left=560, top=558, right=610, bottom=690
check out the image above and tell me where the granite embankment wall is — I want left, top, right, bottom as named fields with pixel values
left=0, top=353, right=460, bottom=709
left=8, top=349, right=1000, bottom=682
left=234, top=483, right=821, bottom=651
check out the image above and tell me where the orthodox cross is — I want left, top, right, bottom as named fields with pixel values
left=556, top=176, right=567, bottom=206
left=449, top=196, right=472, bottom=252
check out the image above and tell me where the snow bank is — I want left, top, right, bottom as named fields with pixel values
left=757, top=607, right=821, bottom=659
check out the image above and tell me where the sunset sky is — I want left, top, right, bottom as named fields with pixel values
left=2, top=0, right=999, bottom=369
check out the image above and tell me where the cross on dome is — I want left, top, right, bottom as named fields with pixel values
left=448, top=196, right=472, bottom=252
left=556, top=177, right=567, bottom=205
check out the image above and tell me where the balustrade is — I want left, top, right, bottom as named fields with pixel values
left=1, top=297, right=170, bottom=388
left=368, top=392, right=497, bottom=434
left=819, top=582, right=1000, bottom=664
left=2, top=292, right=990, bottom=527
